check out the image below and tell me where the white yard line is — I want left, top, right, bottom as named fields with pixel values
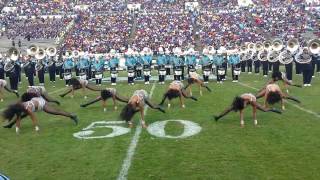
left=237, top=82, right=320, bottom=118
left=117, top=82, right=157, bottom=180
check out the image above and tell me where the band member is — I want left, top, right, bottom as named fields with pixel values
left=63, top=53, right=74, bottom=86
left=0, top=54, right=4, bottom=79
left=185, top=72, right=211, bottom=96
left=199, top=48, right=212, bottom=83
left=134, top=50, right=143, bottom=79
left=240, top=52, right=246, bottom=72
left=246, top=51, right=253, bottom=74
left=109, top=49, right=119, bottom=85
left=295, top=48, right=313, bottom=86
left=267, top=50, right=280, bottom=73
left=142, top=48, right=152, bottom=84
left=280, top=49, right=294, bottom=81
left=6, top=54, right=19, bottom=92
left=214, top=51, right=225, bottom=83
left=213, top=93, right=282, bottom=127
left=15, top=57, right=22, bottom=84
left=315, top=54, right=320, bottom=73
left=79, top=52, right=90, bottom=80
left=59, top=78, right=101, bottom=98
left=125, top=48, right=136, bottom=85
left=36, top=58, right=45, bottom=86
left=256, top=83, right=301, bottom=110
left=186, top=48, right=197, bottom=75
left=120, top=89, right=165, bottom=128
left=157, top=47, right=166, bottom=84
left=56, top=52, right=64, bottom=80
left=26, top=86, right=60, bottom=105
left=159, top=80, right=198, bottom=108
left=93, top=55, right=104, bottom=86
left=311, top=54, right=318, bottom=77
left=253, top=52, right=260, bottom=74
left=23, top=55, right=35, bottom=86
left=165, top=48, right=172, bottom=75
left=80, top=88, right=128, bottom=112
left=258, top=49, right=269, bottom=77
left=0, top=79, right=19, bottom=101
left=173, top=47, right=183, bottom=81
left=2, top=93, right=79, bottom=134
left=47, top=55, right=56, bottom=87
left=228, top=50, right=241, bottom=82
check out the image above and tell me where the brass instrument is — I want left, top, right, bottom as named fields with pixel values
left=287, top=38, right=299, bottom=53
left=27, top=44, right=38, bottom=56
left=308, top=39, right=320, bottom=54
left=35, top=48, right=46, bottom=71
left=263, top=40, right=272, bottom=51
left=255, top=42, right=264, bottom=52
left=4, top=47, right=19, bottom=72
left=46, top=47, right=57, bottom=67
left=272, top=39, right=283, bottom=51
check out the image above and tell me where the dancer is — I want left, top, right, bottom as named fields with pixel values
left=25, top=86, right=60, bottom=105
left=59, top=78, right=101, bottom=98
left=120, top=89, right=165, bottom=128
left=185, top=72, right=211, bottom=96
left=214, top=93, right=282, bottom=127
left=266, top=71, right=302, bottom=93
left=256, top=83, right=301, bottom=110
left=2, top=93, right=78, bottom=134
left=159, top=80, right=198, bottom=108
left=0, top=79, right=19, bottom=101
left=80, top=88, right=128, bottom=112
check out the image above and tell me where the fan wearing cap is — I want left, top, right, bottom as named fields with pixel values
left=214, top=93, right=282, bottom=127
left=109, top=49, right=119, bottom=85
left=157, top=47, right=166, bottom=84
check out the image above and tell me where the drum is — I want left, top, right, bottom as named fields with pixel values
left=128, top=70, right=135, bottom=77
left=159, top=69, right=166, bottom=75
left=218, top=68, right=225, bottom=75
left=143, top=69, right=151, bottom=76
left=111, top=70, right=118, bottom=78
left=233, top=68, right=241, bottom=75
left=174, top=69, right=182, bottom=76
left=165, top=65, right=172, bottom=69
left=64, top=73, right=72, bottom=80
left=79, top=72, right=86, bottom=80
left=203, top=69, right=211, bottom=76
left=136, top=66, right=143, bottom=70
left=95, top=72, right=103, bottom=79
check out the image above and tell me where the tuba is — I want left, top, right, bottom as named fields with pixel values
left=72, top=50, right=80, bottom=59
left=287, top=38, right=299, bottom=53
left=263, top=40, right=272, bottom=51
left=27, top=44, right=38, bottom=56
left=255, top=42, right=264, bottom=52
left=4, top=47, right=19, bottom=72
left=35, top=48, right=46, bottom=71
left=46, top=47, right=57, bottom=67
left=272, top=39, right=283, bottom=52
left=308, top=39, right=320, bottom=55
left=279, top=49, right=293, bottom=64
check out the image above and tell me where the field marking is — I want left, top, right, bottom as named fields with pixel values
left=237, top=82, right=320, bottom=118
left=117, top=82, right=156, bottom=180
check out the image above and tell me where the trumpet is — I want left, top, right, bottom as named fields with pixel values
left=287, top=38, right=299, bottom=53
left=308, top=39, right=320, bottom=54
left=27, top=44, right=38, bottom=56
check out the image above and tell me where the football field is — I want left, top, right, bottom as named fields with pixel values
left=1, top=71, right=320, bottom=180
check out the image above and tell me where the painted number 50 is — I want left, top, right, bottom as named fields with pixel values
left=73, top=120, right=201, bottom=139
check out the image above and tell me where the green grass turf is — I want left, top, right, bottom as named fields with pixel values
left=1, top=69, right=320, bottom=180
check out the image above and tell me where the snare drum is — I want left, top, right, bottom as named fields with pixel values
left=136, top=66, right=143, bottom=70
left=64, top=73, right=72, bottom=80
left=95, top=72, right=103, bottom=79
left=79, top=72, right=86, bottom=80
left=165, top=65, right=172, bottom=69
left=159, top=69, right=166, bottom=75
left=175, top=69, right=182, bottom=76
left=203, top=69, right=211, bottom=76
left=128, top=70, right=135, bottom=77
left=143, top=69, right=151, bottom=76
left=233, top=68, right=241, bottom=75
left=218, top=68, right=225, bottom=75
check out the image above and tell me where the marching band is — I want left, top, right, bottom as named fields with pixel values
left=0, top=38, right=319, bottom=89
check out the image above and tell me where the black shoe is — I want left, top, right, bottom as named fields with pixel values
left=59, top=94, right=64, bottom=98
left=158, top=107, right=166, bottom=113
left=70, top=115, right=79, bottom=125
left=214, top=116, right=219, bottom=121
left=15, top=92, right=20, bottom=97
left=54, top=101, right=60, bottom=105
left=270, top=108, right=282, bottom=114
left=80, top=104, right=86, bottom=108
left=191, top=96, right=198, bottom=101
left=3, top=120, right=16, bottom=128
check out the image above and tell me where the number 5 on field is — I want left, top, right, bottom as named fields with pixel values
left=73, top=120, right=201, bottom=139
